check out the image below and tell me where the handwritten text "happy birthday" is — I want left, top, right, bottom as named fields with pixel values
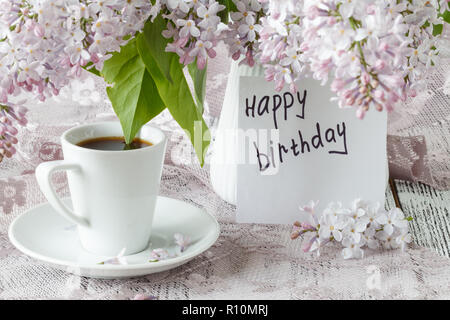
left=245, top=90, right=348, bottom=172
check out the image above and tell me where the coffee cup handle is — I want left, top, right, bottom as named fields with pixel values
left=35, top=161, right=90, bottom=228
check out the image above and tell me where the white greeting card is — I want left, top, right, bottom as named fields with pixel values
left=237, top=76, right=387, bottom=224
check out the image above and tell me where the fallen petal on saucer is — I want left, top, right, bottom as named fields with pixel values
left=174, top=233, right=191, bottom=252
left=99, top=248, right=128, bottom=265
left=149, top=248, right=170, bottom=262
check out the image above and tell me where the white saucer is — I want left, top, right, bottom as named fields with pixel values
left=8, top=196, right=220, bottom=279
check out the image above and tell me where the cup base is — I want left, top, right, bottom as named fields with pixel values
left=78, top=233, right=151, bottom=257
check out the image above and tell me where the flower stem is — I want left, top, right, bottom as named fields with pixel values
left=348, top=17, right=368, bottom=70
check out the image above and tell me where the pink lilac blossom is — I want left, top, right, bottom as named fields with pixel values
left=259, top=0, right=448, bottom=118
left=291, top=199, right=413, bottom=259
left=0, top=0, right=154, bottom=161
left=0, top=0, right=154, bottom=102
left=161, top=0, right=225, bottom=69
left=222, top=0, right=266, bottom=66
left=257, top=1, right=305, bottom=91
left=0, top=102, right=27, bottom=160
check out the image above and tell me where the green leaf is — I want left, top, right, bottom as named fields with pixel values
left=442, top=10, right=450, bottom=24
left=188, top=60, right=208, bottom=115
left=102, top=39, right=166, bottom=143
left=433, top=10, right=450, bottom=36
left=137, top=15, right=173, bottom=84
left=433, top=24, right=443, bottom=36
left=137, top=16, right=210, bottom=165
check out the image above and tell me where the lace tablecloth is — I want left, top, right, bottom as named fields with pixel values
left=1, top=47, right=450, bottom=299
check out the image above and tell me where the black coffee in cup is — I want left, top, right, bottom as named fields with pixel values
left=77, top=137, right=152, bottom=151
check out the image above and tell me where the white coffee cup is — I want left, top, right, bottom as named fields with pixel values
left=35, top=122, right=167, bottom=256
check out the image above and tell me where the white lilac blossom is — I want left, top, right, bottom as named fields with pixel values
left=292, top=199, right=413, bottom=259
left=258, top=1, right=305, bottom=91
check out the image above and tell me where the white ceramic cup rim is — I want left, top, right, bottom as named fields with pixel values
left=61, top=121, right=166, bottom=155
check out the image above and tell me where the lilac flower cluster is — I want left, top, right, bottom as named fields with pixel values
left=0, top=1, right=448, bottom=163
left=0, top=0, right=155, bottom=161
left=160, top=0, right=226, bottom=69
left=0, top=102, right=27, bottom=160
left=223, top=0, right=265, bottom=67
left=0, top=0, right=155, bottom=102
left=166, top=0, right=448, bottom=119
left=291, top=199, right=412, bottom=259
left=300, top=0, right=446, bottom=119
left=246, top=0, right=449, bottom=119
left=257, top=1, right=304, bottom=91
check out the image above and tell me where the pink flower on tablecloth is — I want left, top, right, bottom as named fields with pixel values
left=0, top=178, right=26, bottom=214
